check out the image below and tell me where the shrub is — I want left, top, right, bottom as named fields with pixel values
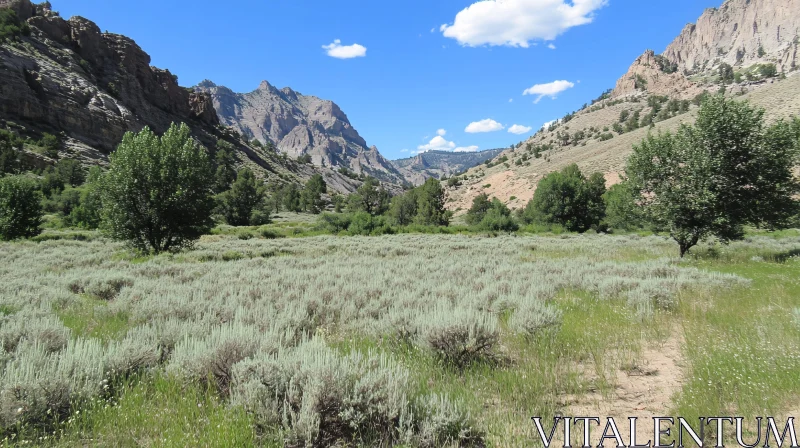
left=417, top=307, right=500, bottom=369
left=0, top=9, right=30, bottom=43
left=317, top=212, right=352, bottom=234
left=0, top=175, right=43, bottom=240
left=0, top=129, right=23, bottom=175
left=101, top=123, right=214, bottom=253
left=509, top=301, right=562, bottom=337
left=758, top=63, right=778, bottom=79
left=68, top=166, right=103, bottom=229
left=54, top=158, right=85, bottom=187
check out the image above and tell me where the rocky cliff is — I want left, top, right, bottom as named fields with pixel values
left=0, top=0, right=366, bottom=193
left=663, top=0, right=800, bottom=74
left=196, top=80, right=406, bottom=185
left=611, top=50, right=704, bottom=99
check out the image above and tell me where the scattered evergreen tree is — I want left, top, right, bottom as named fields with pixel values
left=387, top=188, right=418, bottom=226
left=300, top=174, right=327, bottom=214
left=0, top=176, right=42, bottom=240
left=39, top=133, right=60, bottom=159
left=522, top=164, right=606, bottom=232
left=281, top=183, right=302, bottom=213
left=414, top=178, right=449, bottom=226
left=54, top=158, right=85, bottom=187
left=0, top=129, right=23, bottom=175
left=101, top=123, right=214, bottom=253
left=216, top=168, right=270, bottom=226
left=626, top=95, right=799, bottom=257
left=347, top=177, right=389, bottom=216
left=465, top=193, right=492, bottom=226
left=39, top=166, right=64, bottom=197
left=213, top=140, right=237, bottom=194
left=718, top=63, right=735, bottom=84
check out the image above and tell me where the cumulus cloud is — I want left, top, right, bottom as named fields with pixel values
left=523, top=80, right=575, bottom=103
left=440, top=0, right=608, bottom=47
left=542, top=119, right=559, bottom=129
left=437, top=129, right=447, bottom=136
left=322, top=40, right=367, bottom=59
left=418, top=135, right=456, bottom=152
left=508, top=124, right=533, bottom=135
left=465, top=119, right=505, bottom=133
left=454, top=146, right=480, bottom=153
left=548, top=43, right=557, bottom=50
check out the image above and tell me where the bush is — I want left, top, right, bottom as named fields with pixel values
left=348, top=211, right=393, bottom=236
left=758, top=63, right=778, bottom=79
left=509, top=301, right=562, bottom=337
left=417, top=307, right=500, bottom=369
left=101, top=123, right=214, bottom=253
left=523, top=164, right=606, bottom=233
left=0, top=9, right=30, bottom=43
left=0, top=175, right=43, bottom=240
left=54, top=158, right=85, bottom=187
left=39, top=133, right=60, bottom=159
left=317, top=212, right=352, bottom=234
left=68, top=166, right=103, bottom=229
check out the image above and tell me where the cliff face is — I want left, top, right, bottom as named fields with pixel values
left=663, top=0, right=800, bottom=73
left=0, top=0, right=219, bottom=154
left=612, top=50, right=704, bottom=99
left=392, top=149, right=505, bottom=186
left=196, top=80, right=407, bottom=185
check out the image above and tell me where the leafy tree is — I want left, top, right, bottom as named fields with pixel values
left=40, top=166, right=64, bottom=197
left=69, top=166, right=104, bottom=229
left=0, top=176, right=42, bottom=240
left=330, top=193, right=345, bottom=213
left=213, top=140, right=237, bottom=194
left=414, top=178, right=449, bottom=226
left=0, top=129, right=23, bottom=175
left=758, top=63, right=778, bottom=79
left=101, top=123, right=214, bottom=253
left=39, top=133, right=60, bottom=159
left=602, top=182, right=644, bottom=231
left=718, top=63, right=735, bottom=84
left=465, top=193, right=492, bottom=226
left=300, top=174, right=327, bottom=214
left=626, top=95, right=799, bottom=257
left=387, top=188, right=418, bottom=226
left=281, top=183, right=302, bottom=213
left=522, top=164, right=606, bottom=232
left=55, top=158, right=86, bottom=187
left=478, top=198, right=518, bottom=232
left=347, top=177, right=389, bottom=216
left=216, top=168, right=269, bottom=226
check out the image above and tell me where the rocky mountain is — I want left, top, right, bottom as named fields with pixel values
left=392, top=149, right=505, bottom=185
left=195, top=80, right=407, bottom=185
left=447, top=0, right=800, bottom=214
left=0, top=0, right=364, bottom=193
left=613, top=0, right=800, bottom=98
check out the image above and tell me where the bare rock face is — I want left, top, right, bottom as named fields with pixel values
left=663, top=0, right=800, bottom=73
left=196, top=80, right=406, bottom=185
left=0, top=3, right=218, bottom=153
left=612, top=50, right=704, bottom=99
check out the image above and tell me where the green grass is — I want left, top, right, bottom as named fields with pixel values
left=56, top=295, right=131, bottom=342
left=46, top=374, right=259, bottom=448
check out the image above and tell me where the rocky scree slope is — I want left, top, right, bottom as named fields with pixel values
left=0, top=0, right=363, bottom=193
left=195, top=80, right=406, bottom=186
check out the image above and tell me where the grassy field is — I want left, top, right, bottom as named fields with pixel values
left=1, top=230, right=799, bottom=447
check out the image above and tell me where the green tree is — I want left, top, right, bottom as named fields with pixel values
left=522, top=164, right=606, bottom=232
left=387, top=188, right=418, bottom=226
left=0, top=129, right=23, bottom=175
left=281, top=183, right=302, bottom=212
left=465, top=193, right=492, bottom=226
left=213, top=140, right=237, bottom=194
left=300, top=174, right=327, bottom=214
left=0, top=9, right=30, bottom=43
left=626, top=95, right=799, bottom=257
left=0, top=176, right=42, bottom=240
left=39, top=133, right=60, bottom=159
left=602, top=182, right=644, bottom=231
left=217, top=168, right=269, bottom=226
left=101, top=123, right=214, bottom=253
left=718, top=63, right=735, bottom=84
left=40, top=166, right=64, bottom=197
left=414, top=178, right=449, bottom=226
left=69, top=166, right=104, bottom=229
left=330, top=193, right=345, bottom=213
left=55, top=158, right=86, bottom=187
left=478, top=198, right=518, bottom=232
left=758, top=63, right=778, bottom=79
left=347, top=177, right=389, bottom=216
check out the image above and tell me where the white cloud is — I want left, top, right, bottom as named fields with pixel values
left=465, top=119, right=505, bottom=133
left=548, top=43, right=556, bottom=50
left=322, top=39, right=367, bottom=59
left=418, top=135, right=456, bottom=152
left=454, top=146, right=480, bottom=153
left=509, top=98, right=514, bottom=103
left=400, top=149, right=410, bottom=153
left=542, top=119, right=559, bottom=129
left=440, top=0, right=607, bottom=47
left=437, top=129, right=447, bottom=136
left=508, top=124, right=533, bottom=135
left=523, top=80, right=575, bottom=103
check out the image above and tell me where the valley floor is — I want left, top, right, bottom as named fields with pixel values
left=1, top=230, right=799, bottom=447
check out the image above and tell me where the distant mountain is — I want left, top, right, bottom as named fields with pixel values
left=195, top=80, right=407, bottom=185
left=0, top=0, right=364, bottom=193
left=392, top=149, right=505, bottom=185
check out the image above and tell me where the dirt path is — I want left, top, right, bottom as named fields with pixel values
left=566, top=331, right=686, bottom=446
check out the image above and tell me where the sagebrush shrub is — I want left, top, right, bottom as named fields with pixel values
left=417, top=307, right=500, bottom=368
left=509, top=301, right=563, bottom=337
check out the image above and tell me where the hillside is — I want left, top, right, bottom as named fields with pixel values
left=195, top=80, right=406, bottom=185
left=391, top=148, right=505, bottom=185
left=447, top=0, right=800, bottom=214
left=0, top=0, right=363, bottom=193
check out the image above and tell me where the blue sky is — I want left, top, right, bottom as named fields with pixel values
left=56, top=0, right=714, bottom=160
